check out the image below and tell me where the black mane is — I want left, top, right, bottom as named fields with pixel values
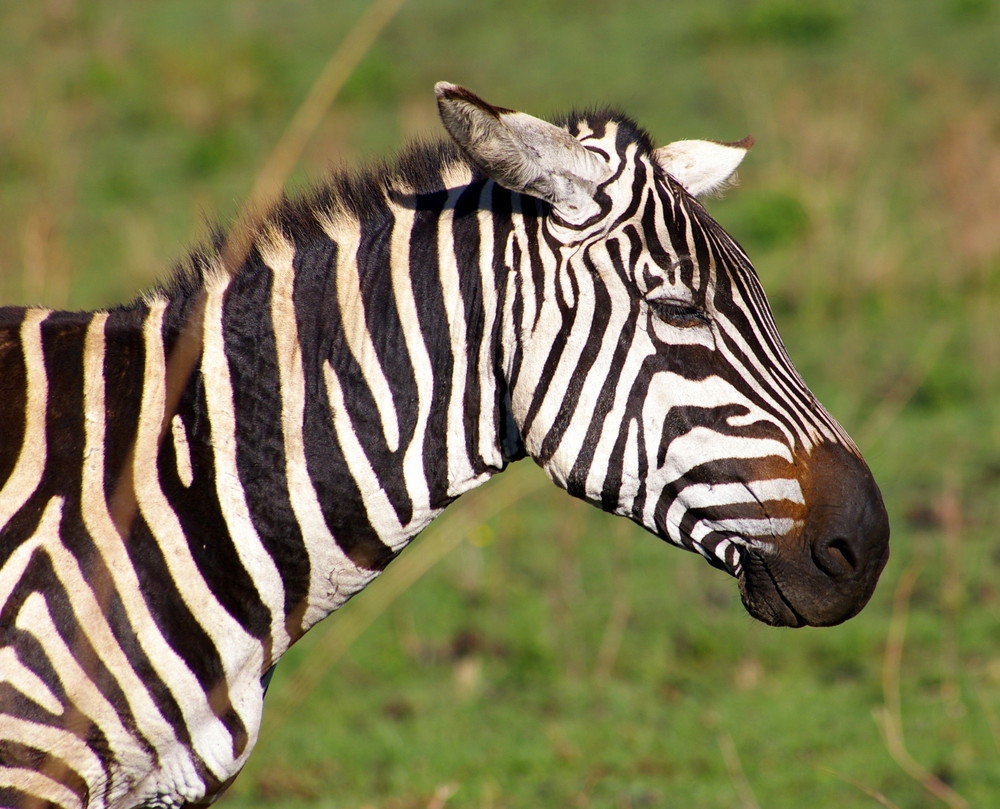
left=556, top=107, right=657, bottom=157
left=151, top=107, right=654, bottom=307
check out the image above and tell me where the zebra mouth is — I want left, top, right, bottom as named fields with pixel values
left=736, top=550, right=808, bottom=628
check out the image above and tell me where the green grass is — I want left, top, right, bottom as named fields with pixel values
left=2, top=0, right=999, bottom=807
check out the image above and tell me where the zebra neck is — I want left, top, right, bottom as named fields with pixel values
left=153, top=184, right=523, bottom=627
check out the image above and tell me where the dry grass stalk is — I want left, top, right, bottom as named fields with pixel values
left=937, top=471, right=964, bottom=720
left=855, top=322, right=950, bottom=451
left=874, top=564, right=970, bottom=809
left=715, top=729, right=761, bottom=809
left=23, top=0, right=411, bottom=802
left=19, top=207, right=70, bottom=309
left=250, top=469, right=549, bottom=753
left=818, top=767, right=902, bottom=809
left=425, top=782, right=459, bottom=809
left=219, top=0, right=409, bottom=275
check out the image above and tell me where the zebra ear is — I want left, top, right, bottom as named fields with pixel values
left=653, top=136, right=753, bottom=197
left=435, top=82, right=611, bottom=225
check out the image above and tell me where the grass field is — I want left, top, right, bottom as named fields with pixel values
left=2, top=0, right=999, bottom=806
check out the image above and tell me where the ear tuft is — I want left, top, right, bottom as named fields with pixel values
left=434, top=82, right=515, bottom=120
left=654, top=137, right=753, bottom=198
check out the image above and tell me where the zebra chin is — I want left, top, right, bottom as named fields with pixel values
left=733, top=441, right=891, bottom=628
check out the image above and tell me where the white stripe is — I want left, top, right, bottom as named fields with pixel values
left=473, top=184, right=505, bottom=471
left=714, top=293, right=835, bottom=448
left=389, top=204, right=434, bottom=521
left=323, top=362, right=435, bottom=549
left=201, top=274, right=291, bottom=657
left=0, top=647, right=62, bottom=716
left=508, top=205, right=563, bottom=439
left=506, top=195, right=538, bottom=363
left=643, top=425, right=795, bottom=534
left=80, top=313, right=217, bottom=782
left=0, top=718, right=103, bottom=778
left=640, top=372, right=795, bottom=473
left=322, top=216, right=400, bottom=453
left=577, top=287, right=654, bottom=500
left=16, top=579, right=153, bottom=780
left=656, top=426, right=793, bottom=481
left=703, top=516, right=799, bottom=538
left=617, top=419, right=641, bottom=510
left=680, top=188, right=702, bottom=292
left=0, top=308, right=49, bottom=530
left=669, top=479, right=804, bottom=512
left=171, top=415, right=193, bottom=488
left=0, top=532, right=43, bottom=612
left=31, top=491, right=185, bottom=775
left=0, top=767, right=83, bottom=809
left=520, top=260, right=596, bottom=458
left=131, top=298, right=260, bottom=775
left=437, top=184, right=487, bottom=496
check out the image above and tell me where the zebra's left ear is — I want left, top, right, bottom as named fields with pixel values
left=654, top=137, right=754, bottom=197
left=435, top=82, right=611, bottom=225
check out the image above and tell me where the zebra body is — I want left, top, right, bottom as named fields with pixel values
left=0, top=84, right=888, bottom=808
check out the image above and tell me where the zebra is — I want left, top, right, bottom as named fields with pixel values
left=0, top=83, right=889, bottom=808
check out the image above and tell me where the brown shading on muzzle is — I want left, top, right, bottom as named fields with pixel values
left=737, top=441, right=890, bottom=627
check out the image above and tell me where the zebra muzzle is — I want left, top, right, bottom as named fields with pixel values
left=735, top=441, right=890, bottom=628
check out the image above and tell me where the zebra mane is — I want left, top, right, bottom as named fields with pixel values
left=555, top=107, right=656, bottom=154
left=149, top=107, right=653, bottom=307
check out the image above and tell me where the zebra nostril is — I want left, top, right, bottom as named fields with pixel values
left=813, top=535, right=859, bottom=578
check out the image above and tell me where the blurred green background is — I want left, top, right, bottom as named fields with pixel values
left=2, top=0, right=999, bottom=806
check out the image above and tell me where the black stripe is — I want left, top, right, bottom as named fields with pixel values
left=409, top=190, right=456, bottom=509
left=354, top=192, right=419, bottom=520
left=293, top=232, right=397, bottom=570
left=0, top=550, right=115, bottom=803
left=163, top=391, right=272, bottom=644
left=535, top=263, right=609, bottom=466
left=101, top=307, right=150, bottom=497
left=0, top=307, right=28, bottom=501
left=125, top=514, right=248, bottom=751
left=222, top=250, right=312, bottom=638
left=0, top=741, right=91, bottom=801
left=451, top=181, right=495, bottom=475
left=565, top=286, right=640, bottom=501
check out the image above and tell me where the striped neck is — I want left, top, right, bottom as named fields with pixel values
left=138, top=163, right=522, bottom=635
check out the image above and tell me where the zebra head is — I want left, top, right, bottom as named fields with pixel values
left=437, top=83, right=889, bottom=627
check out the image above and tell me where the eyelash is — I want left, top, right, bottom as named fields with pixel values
left=647, top=298, right=709, bottom=328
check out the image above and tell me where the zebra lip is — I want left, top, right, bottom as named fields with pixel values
left=736, top=553, right=808, bottom=628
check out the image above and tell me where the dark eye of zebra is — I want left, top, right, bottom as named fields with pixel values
left=646, top=297, right=709, bottom=328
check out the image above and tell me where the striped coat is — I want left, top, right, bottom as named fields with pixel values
left=0, top=84, right=888, bottom=808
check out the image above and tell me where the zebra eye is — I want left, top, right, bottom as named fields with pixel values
left=647, top=298, right=709, bottom=328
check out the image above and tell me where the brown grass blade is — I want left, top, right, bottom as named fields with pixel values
left=874, top=563, right=970, bottom=809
